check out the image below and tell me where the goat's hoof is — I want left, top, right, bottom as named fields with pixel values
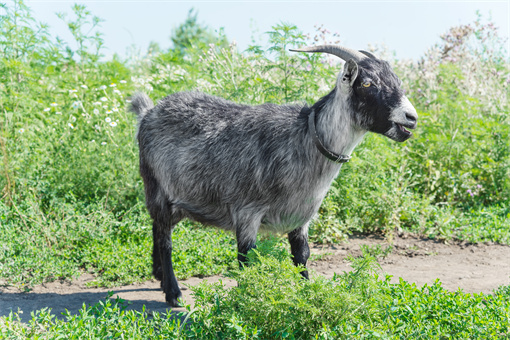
left=166, top=295, right=183, bottom=307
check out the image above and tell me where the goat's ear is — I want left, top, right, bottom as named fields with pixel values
left=342, top=59, right=359, bottom=87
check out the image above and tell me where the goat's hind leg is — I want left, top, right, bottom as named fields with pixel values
left=152, top=223, right=163, bottom=281
left=154, top=215, right=182, bottom=307
left=149, top=196, right=182, bottom=306
left=141, top=163, right=183, bottom=306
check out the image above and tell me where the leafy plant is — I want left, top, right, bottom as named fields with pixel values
left=56, top=4, right=105, bottom=64
left=170, top=8, right=228, bottom=53
left=1, top=249, right=509, bottom=338
left=0, top=0, right=508, bottom=301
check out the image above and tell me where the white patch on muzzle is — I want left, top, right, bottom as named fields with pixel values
left=389, top=96, right=417, bottom=124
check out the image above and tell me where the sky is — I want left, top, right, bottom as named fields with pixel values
left=24, top=0, right=510, bottom=61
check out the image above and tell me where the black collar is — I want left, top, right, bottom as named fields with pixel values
left=308, top=109, right=351, bottom=164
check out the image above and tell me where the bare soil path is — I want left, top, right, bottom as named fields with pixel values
left=1, top=235, right=509, bottom=323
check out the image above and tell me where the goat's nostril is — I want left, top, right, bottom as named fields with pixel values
left=406, top=113, right=417, bottom=123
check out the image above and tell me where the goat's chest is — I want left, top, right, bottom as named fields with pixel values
left=260, top=181, right=333, bottom=233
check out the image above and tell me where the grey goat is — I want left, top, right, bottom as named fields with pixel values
left=130, top=45, right=418, bottom=306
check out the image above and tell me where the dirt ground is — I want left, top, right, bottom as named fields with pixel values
left=1, top=235, right=509, bottom=323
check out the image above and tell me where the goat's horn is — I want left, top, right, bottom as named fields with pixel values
left=359, top=50, right=377, bottom=59
left=289, top=45, right=366, bottom=62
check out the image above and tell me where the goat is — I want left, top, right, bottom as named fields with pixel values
left=130, top=45, right=418, bottom=306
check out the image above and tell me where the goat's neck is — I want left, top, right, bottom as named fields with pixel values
left=315, top=91, right=366, bottom=157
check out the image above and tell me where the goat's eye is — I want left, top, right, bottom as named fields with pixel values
left=362, top=82, right=371, bottom=88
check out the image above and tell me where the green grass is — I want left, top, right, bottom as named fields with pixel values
left=1, top=249, right=509, bottom=339
left=0, top=2, right=509, bottom=338
left=0, top=198, right=239, bottom=288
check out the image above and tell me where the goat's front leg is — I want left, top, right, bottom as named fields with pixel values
left=288, top=225, right=310, bottom=279
left=236, top=224, right=259, bottom=268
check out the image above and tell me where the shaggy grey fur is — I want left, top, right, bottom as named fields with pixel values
left=131, top=47, right=418, bottom=306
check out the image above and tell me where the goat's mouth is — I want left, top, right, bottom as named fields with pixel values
left=384, top=122, right=416, bottom=142
left=397, top=123, right=412, bottom=136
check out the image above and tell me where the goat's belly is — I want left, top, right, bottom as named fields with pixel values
left=260, top=222, right=302, bottom=235
left=260, top=210, right=315, bottom=234
left=257, top=193, right=324, bottom=234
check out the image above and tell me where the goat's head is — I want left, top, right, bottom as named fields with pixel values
left=291, top=45, right=418, bottom=142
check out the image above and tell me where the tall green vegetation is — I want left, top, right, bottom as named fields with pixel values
left=170, top=8, right=228, bottom=53
left=0, top=1, right=508, bottom=290
left=1, top=2, right=509, bottom=338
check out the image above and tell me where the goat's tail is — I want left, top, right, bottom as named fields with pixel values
left=129, top=92, right=154, bottom=120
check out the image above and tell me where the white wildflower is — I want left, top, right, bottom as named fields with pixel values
left=120, top=80, right=127, bottom=84
left=68, top=123, right=74, bottom=129
left=19, top=128, right=24, bottom=133
left=101, top=142, right=107, bottom=145
left=174, top=68, right=187, bottom=76
left=93, top=101, right=101, bottom=106
left=196, top=79, right=212, bottom=90
left=80, top=84, right=88, bottom=89
left=105, top=117, right=111, bottom=123
left=93, top=109, right=99, bottom=115
left=55, top=112, right=62, bottom=115
left=72, top=101, right=81, bottom=109
left=106, top=110, right=112, bottom=114
left=71, top=116, right=76, bottom=122
left=43, top=108, right=50, bottom=112
left=69, top=89, right=78, bottom=94
left=109, top=83, right=116, bottom=87
left=100, top=97, right=108, bottom=102
left=99, top=85, right=107, bottom=90
left=110, top=121, right=117, bottom=127
left=112, top=107, right=118, bottom=112
left=50, top=102, right=58, bottom=107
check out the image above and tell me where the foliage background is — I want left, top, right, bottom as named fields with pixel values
left=0, top=1, right=509, bottom=338
left=0, top=0, right=508, bottom=289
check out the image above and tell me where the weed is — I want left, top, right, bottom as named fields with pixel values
left=360, top=244, right=393, bottom=260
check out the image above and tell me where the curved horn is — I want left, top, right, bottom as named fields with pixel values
left=289, top=45, right=366, bottom=62
left=359, top=50, right=377, bottom=59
